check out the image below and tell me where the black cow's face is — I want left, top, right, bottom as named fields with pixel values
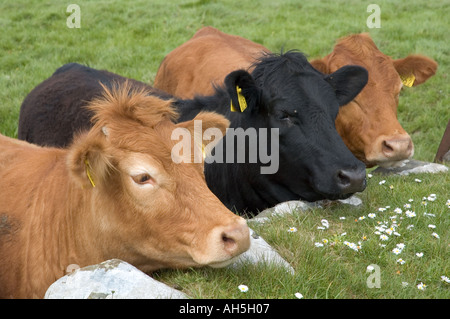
left=224, top=52, right=368, bottom=203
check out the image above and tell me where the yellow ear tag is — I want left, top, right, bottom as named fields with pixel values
left=202, top=143, right=206, bottom=160
left=84, top=159, right=96, bottom=188
left=230, top=86, right=248, bottom=112
left=400, top=74, right=415, bottom=87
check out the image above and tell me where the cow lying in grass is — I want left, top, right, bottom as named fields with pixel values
left=19, top=51, right=368, bottom=215
left=154, top=27, right=438, bottom=168
left=0, top=83, right=250, bottom=298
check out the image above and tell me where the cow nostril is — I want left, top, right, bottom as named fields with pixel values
left=381, top=137, right=414, bottom=159
left=219, top=221, right=250, bottom=257
left=222, top=234, right=235, bottom=244
left=382, top=140, right=394, bottom=155
left=336, top=168, right=366, bottom=193
left=222, top=233, right=237, bottom=251
left=337, top=170, right=351, bottom=187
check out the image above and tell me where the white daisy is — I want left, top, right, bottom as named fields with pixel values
left=431, top=232, right=440, bottom=239
left=238, top=284, right=248, bottom=292
left=321, top=219, right=329, bottom=229
left=396, top=258, right=405, bottom=265
left=417, top=282, right=426, bottom=290
left=295, top=292, right=304, bottom=299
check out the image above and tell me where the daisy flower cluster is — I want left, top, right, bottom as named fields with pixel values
left=307, top=184, right=449, bottom=291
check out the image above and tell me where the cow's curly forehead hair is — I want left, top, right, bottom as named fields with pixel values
left=88, top=81, right=179, bottom=130
left=82, top=80, right=181, bottom=165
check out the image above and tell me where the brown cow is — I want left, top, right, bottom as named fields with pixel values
left=0, top=83, right=250, bottom=298
left=154, top=26, right=269, bottom=99
left=154, top=27, right=438, bottom=167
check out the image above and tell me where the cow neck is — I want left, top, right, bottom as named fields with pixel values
left=26, top=155, right=106, bottom=284
left=6, top=150, right=102, bottom=298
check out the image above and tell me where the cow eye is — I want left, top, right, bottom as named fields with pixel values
left=279, top=110, right=297, bottom=123
left=131, top=173, right=154, bottom=185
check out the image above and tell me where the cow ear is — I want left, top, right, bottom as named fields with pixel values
left=67, top=131, right=114, bottom=188
left=310, top=58, right=329, bottom=74
left=392, top=55, right=438, bottom=86
left=223, top=70, right=260, bottom=113
left=325, top=65, right=368, bottom=106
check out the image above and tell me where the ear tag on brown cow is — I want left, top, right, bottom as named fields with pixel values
left=230, top=85, right=248, bottom=112
left=84, top=159, right=96, bottom=188
left=400, top=74, right=415, bottom=87
left=202, top=143, right=207, bottom=160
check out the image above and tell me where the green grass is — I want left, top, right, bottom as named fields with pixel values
left=0, top=0, right=448, bottom=298
left=154, top=172, right=449, bottom=299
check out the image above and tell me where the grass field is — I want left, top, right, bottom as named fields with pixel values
left=0, top=0, right=448, bottom=299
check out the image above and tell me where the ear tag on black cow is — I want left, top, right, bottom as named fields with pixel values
left=230, top=85, right=248, bottom=112
left=400, top=74, right=415, bottom=87
left=84, top=159, right=96, bottom=188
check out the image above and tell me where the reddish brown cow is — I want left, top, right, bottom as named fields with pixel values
left=155, top=26, right=270, bottom=99
left=154, top=27, right=438, bottom=167
left=0, top=83, right=250, bottom=298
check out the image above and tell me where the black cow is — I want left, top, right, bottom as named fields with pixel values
left=19, top=52, right=368, bottom=216
left=18, top=63, right=172, bottom=147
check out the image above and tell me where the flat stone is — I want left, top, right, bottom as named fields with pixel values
left=372, top=159, right=448, bottom=176
left=44, top=259, right=188, bottom=299
left=230, top=228, right=295, bottom=274
left=251, top=196, right=362, bottom=224
left=251, top=200, right=314, bottom=223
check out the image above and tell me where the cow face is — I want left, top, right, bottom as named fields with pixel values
left=222, top=52, right=368, bottom=203
left=68, top=86, right=250, bottom=271
left=311, top=33, right=438, bottom=167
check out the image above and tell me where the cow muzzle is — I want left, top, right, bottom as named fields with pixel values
left=335, top=166, right=367, bottom=194
left=193, top=217, right=251, bottom=268
left=367, top=134, right=414, bottom=168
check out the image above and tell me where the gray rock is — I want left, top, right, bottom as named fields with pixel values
left=251, top=200, right=314, bottom=223
left=251, top=196, right=362, bottom=224
left=44, top=259, right=187, bottom=299
left=241, top=197, right=363, bottom=274
left=314, top=195, right=363, bottom=208
left=230, top=228, right=295, bottom=274
left=372, top=159, right=448, bottom=176
left=443, top=150, right=450, bottom=162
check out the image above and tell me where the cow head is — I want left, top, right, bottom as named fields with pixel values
left=221, top=51, right=368, bottom=203
left=311, top=33, right=438, bottom=168
left=68, top=83, right=250, bottom=271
